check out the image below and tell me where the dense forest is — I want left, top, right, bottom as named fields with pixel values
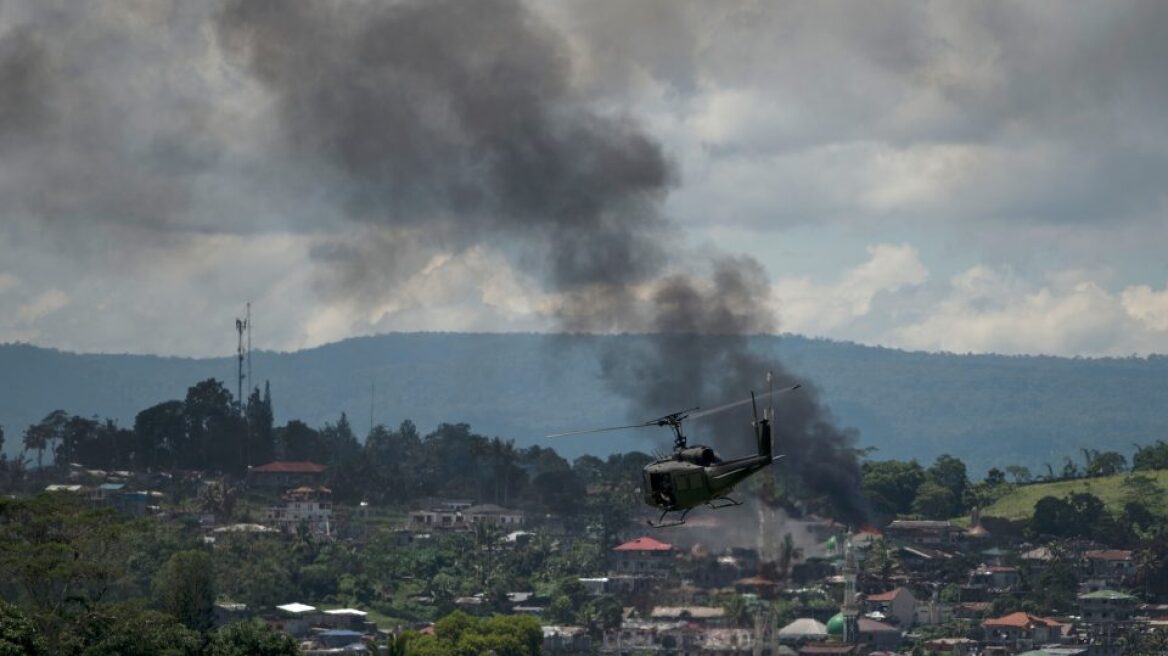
left=2, top=333, right=1166, bottom=475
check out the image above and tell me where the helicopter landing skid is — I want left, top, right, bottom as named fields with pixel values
left=707, top=496, right=742, bottom=509
left=648, top=507, right=691, bottom=528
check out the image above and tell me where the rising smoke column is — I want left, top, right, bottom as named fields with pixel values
left=215, top=0, right=866, bottom=523
left=216, top=0, right=672, bottom=298
left=598, top=257, right=868, bottom=524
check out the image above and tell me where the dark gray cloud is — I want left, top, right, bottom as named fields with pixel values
left=217, top=0, right=672, bottom=293
left=0, top=2, right=226, bottom=236
left=2, top=0, right=1165, bottom=364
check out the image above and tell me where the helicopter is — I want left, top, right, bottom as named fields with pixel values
left=549, top=381, right=800, bottom=527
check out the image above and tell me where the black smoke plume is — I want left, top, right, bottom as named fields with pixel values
left=216, top=0, right=671, bottom=297
left=215, top=0, right=867, bottom=524
left=598, top=257, right=868, bottom=524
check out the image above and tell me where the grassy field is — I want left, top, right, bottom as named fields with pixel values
left=978, top=470, right=1168, bottom=521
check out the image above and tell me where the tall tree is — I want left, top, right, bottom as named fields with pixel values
left=23, top=410, right=68, bottom=471
left=154, top=550, right=216, bottom=633
left=926, top=454, right=968, bottom=516
left=205, top=620, right=299, bottom=656
left=277, top=420, right=325, bottom=463
left=1086, top=451, right=1127, bottom=477
left=134, top=400, right=186, bottom=469
left=245, top=382, right=275, bottom=466
left=862, top=459, right=926, bottom=518
left=1005, top=465, right=1032, bottom=484
left=60, top=602, right=201, bottom=656
left=184, top=379, right=245, bottom=472
left=1134, top=440, right=1168, bottom=471
left=56, top=415, right=100, bottom=467
left=0, top=599, right=46, bottom=655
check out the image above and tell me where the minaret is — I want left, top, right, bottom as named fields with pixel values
left=842, top=539, right=860, bottom=644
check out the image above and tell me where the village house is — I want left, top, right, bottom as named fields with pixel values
left=1080, top=550, right=1135, bottom=591
left=969, top=564, right=1021, bottom=592
left=884, top=520, right=964, bottom=547
left=407, top=502, right=524, bottom=530
left=1079, top=588, right=1137, bottom=655
left=462, top=503, right=525, bottom=527
left=981, top=612, right=1067, bottom=652
left=268, top=603, right=320, bottom=638
left=864, top=587, right=917, bottom=627
left=542, top=625, right=591, bottom=654
left=923, top=637, right=978, bottom=656
left=409, top=506, right=462, bottom=529
left=649, top=606, right=727, bottom=627
left=1078, top=589, right=1137, bottom=626
left=321, top=608, right=370, bottom=632
left=825, top=614, right=903, bottom=651
left=610, top=536, right=675, bottom=577
left=248, top=461, right=327, bottom=489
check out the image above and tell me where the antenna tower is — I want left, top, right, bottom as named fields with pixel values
left=235, top=310, right=248, bottom=416
left=246, top=302, right=252, bottom=400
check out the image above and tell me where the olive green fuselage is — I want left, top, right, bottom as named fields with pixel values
left=641, top=450, right=773, bottom=511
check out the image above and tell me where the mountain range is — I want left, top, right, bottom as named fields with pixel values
left=2, top=333, right=1165, bottom=475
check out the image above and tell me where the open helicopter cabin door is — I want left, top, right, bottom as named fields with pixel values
left=647, top=471, right=675, bottom=508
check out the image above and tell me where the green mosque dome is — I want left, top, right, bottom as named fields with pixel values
left=825, top=613, right=844, bottom=636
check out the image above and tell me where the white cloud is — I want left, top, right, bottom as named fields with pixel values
left=17, top=289, right=69, bottom=323
left=1122, top=284, right=1168, bottom=332
left=891, top=266, right=1168, bottom=356
left=0, top=273, right=18, bottom=294
left=773, top=243, right=927, bottom=334
left=362, top=247, right=556, bottom=335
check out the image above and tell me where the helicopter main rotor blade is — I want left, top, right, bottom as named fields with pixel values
left=545, top=423, right=654, bottom=439
left=687, top=384, right=801, bottom=421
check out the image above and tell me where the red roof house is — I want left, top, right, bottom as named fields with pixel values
left=614, top=536, right=673, bottom=552
left=982, top=612, right=1066, bottom=650
left=248, top=461, right=327, bottom=489
left=610, top=536, right=675, bottom=577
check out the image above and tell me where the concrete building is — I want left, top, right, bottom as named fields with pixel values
left=463, top=503, right=525, bottom=527
left=864, top=587, right=916, bottom=628
left=264, top=486, right=332, bottom=536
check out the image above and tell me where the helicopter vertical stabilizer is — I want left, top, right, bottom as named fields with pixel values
left=757, top=412, right=772, bottom=461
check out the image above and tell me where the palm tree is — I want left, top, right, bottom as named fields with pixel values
left=473, top=521, right=504, bottom=590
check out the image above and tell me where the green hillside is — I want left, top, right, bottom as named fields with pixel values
left=2, top=333, right=1167, bottom=473
left=980, top=470, right=1168, bottom=521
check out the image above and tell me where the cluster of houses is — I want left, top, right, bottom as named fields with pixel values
left=43, top=465, right=165, bottom=516
left=37, top=461, right=1168, bottom=655
left=550, top=513, right=1159, bottom=656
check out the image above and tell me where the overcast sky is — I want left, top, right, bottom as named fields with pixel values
left=1, top=0, right=1166, bottom=357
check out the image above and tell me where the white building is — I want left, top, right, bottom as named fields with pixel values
left=265, top=486, right=332, bottom=536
